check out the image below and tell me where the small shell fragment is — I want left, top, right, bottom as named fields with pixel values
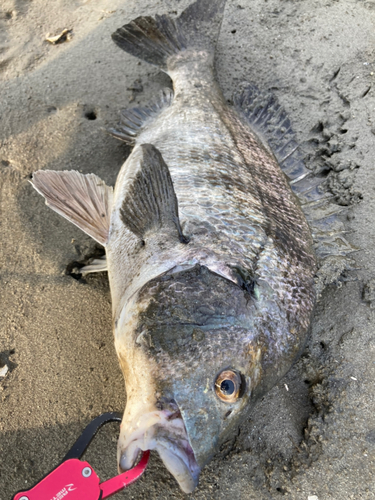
left=46, top=29, right=72, bottom=44
left=0, top=365, right=9, bottom=378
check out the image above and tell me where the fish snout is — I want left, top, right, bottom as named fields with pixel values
left=117, top=402, right=200, bottom=493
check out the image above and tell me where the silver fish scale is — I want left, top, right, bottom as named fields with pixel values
left=138, top=70, right=316, bottom=330
left=138, top=86, right=270, bottom=281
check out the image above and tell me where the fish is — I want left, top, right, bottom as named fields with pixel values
left=30, top=0, right=355, bottom=493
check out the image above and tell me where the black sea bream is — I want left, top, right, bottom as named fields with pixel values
left=31, top=0, right=354, bottom=493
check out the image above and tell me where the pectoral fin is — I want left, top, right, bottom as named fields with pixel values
left=120, top=144, right=187, bottom=244
left=31, top=170, right=113, bottom=246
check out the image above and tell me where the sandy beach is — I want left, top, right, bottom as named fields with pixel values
left=1, top=0, right=375, bottom=498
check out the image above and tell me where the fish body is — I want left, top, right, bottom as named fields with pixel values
left=31, top=0, right=323, bottom=493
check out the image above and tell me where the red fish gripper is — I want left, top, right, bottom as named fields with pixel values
left=13, top=412, right=150, bottom=500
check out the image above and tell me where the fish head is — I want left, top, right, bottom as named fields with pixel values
left=115, top=264, right=281, bottom=493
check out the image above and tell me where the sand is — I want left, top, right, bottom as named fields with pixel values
left=1, top=0, right=375, bottom=499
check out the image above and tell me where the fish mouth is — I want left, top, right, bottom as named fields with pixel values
left=118, top=403, right=201, bottom=493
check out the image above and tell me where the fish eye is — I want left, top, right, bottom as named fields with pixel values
left=214, top=369, right=242, bottom=403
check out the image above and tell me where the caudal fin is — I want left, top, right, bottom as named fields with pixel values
left=111, top=0, right=227, bottom=71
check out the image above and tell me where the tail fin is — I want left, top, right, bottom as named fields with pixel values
left=111, top=0, right=227, bottom=71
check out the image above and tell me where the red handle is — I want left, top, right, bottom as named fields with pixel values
left=13, top=452, right=150, bottom=500
left=13, top=459, right=101, bottom=500
left=100, top=451, right=150, bottom=499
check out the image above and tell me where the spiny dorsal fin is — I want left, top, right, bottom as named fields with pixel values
left=31, top=170, right=113, bottom=246
left=234, top=82, right=312, bottom=183
left=120, top=144, right=187, bottom=244
left=108, top=88, right=173, bottom=145
left=234, top=82, right=358, bottom=294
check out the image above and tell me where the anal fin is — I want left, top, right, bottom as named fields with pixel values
left=108, top=88, right=173, bottom=145
left=31, top=170, right=113, bottom=246
left=120, top=144, right=187, bottom=244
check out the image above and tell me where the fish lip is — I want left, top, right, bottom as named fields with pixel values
left=118, top=407, right=200, bottom=493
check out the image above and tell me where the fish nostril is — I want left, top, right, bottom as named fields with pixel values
left=155, top=397, right=181, bottom=417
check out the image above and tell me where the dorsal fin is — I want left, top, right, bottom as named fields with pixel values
left=120, top=144, right=187, bottom=244
left=31, top=170, right=113, bottom=246
left=233, top=82, right=312, bottom=183
left=108, top=88, right=173, bottom=145
left=233, top=82, right=357, bottom=294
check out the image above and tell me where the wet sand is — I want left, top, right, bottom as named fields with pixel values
left=1, top=0, right=375, bottom=498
